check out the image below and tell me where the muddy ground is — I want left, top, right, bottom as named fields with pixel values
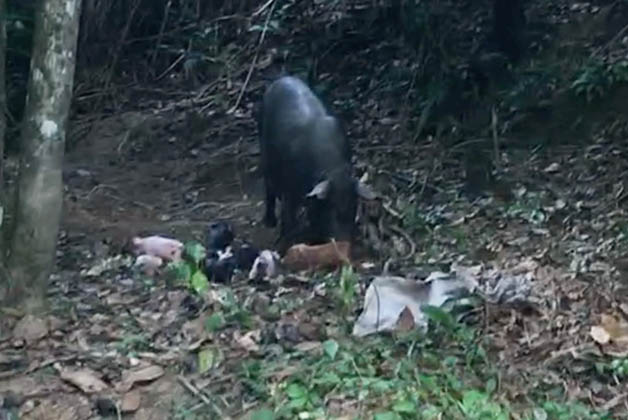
left=63, top=109, right=269, bottom=250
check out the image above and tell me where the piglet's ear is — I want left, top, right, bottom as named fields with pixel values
left=306, top=180, right=330, bottom=200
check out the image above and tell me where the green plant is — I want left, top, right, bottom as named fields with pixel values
left=241, top=360, right=271, bottom=401
left=166, top=241, right=209, bottom=294
left=336, top=264, right=359, bottom=317
left=571, top=59, right=628, bottom=103
left=402, top=204, right=433, bottom=235
left=114, top=333, right=151, bottom=356
left=595, top=357, right=628, bottom=379
left=505, top=191, right=546, bottom=225
left=457, top=390, right=509, bottom=420
left=538, top=400, right=610, bottom=420
left=253, top=317, right=514, bottom=420
left=202, top=289, right=253, bottom=333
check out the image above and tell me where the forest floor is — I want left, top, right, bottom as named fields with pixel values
left=2, top=88, right=628, bottom=419
left=3, top=1, right=628, bottom=419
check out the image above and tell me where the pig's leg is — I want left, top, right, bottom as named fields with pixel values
left=263, top=176, right=278, bottom=227
left=277, top=195, right=298, bottom=249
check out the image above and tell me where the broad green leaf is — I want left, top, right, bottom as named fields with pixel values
left=286, top=383, right=307, bottom=399
left=205, top=312, right=225, bottom=332
left=184, top=241, right=206, bottom=266
left=166, top=260, right=192, bottom=285
left=287, top=397, right=308, bottom=409
left=374, top=412, right=400, bottom=420
left=191, top=270, right=209, bottom=294
left=198, top=347, right=221, bottom=374
left=422, top=305, right=456, bottom=330
left=322, top=339, right=339, bottom=360
left=485, top=377, right=497, bottom=394
left=393, top=399, right=416, bottom=414
left=249, top=408, right=275, bottom=420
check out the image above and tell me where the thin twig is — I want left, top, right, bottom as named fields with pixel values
left=155, top=53, right=186, bottom=81
left=151, top=0, right=172, bottom=66
left=177, top=375, right=223, bottom=416
left=98, top=0, right=142, bottom=110
left=116, top=130, right=132, bottom=155
left=590, top=16, right=628, bottom=59
left=253, top=0, right=276, bottom=16
left=388, top=224, right=417, bottom=261
left=229, top=0, right=277, bottom=113
left=491, top=106, right=500, bottom=170
left=418, top=158, right=437, bottom=199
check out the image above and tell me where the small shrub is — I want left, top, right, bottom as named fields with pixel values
left=571, top=59, right=628, bottom=102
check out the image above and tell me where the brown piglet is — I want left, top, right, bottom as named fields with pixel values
left=281, top=240, right=351, bottom=272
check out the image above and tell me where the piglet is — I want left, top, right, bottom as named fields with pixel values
left=134, top=254, right=163, bottom=276
left=235, top=243, right=260, bottom=272
left=131, top=236, right=183, bottom=262
left=282, top=240, right=351, bottom=272
left=204, top=247, right=237, bottom=283
left=206, top=221, right=234, bottom=251
left=248, top=250, right=280, bottom=281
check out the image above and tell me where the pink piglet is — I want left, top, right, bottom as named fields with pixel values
left=131, top=235, right=183, bottom=262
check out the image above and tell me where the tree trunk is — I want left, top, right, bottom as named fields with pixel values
left=0, top=0, right=5, bottom=190
left=0, top=0, right=7, bottom=299
left=493, top=0, right=526, bottom=62
left=4, top=0, right=82, bottom=311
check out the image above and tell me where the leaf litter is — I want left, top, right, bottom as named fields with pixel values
left=5, top=137, right=628, bottom=418
left=4, top=5, right=628, bottom=420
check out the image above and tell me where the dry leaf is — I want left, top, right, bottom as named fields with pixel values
left=121, top=390, right=142, bottom=413
left=13, top=315, right=48, bottom=343
left=272, top=366, right=300, bottom=381
left=590, top=314, right=628, bottom=347
left=46, top=315, right=65, bottom=332
left=601, top=314, right=628, bottom=344
left=234, top=330, right=261, bottom=352
left=294, top=341, right=321, bottom=352
left=117, top=365, right=165, bottom=392
left=396, top=306, right=415, bottom=331
left=591, top=326, right=611, bottom=345
left=59, top=368, right=110, bottom=393
left=543, top=162, right=560, bottom=173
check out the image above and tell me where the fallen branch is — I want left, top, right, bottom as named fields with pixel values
left=177, top=375, right=223, bottom=416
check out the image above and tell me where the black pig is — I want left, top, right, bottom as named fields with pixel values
left=204, top=247, right=236, bottom=283
left=205, top=221, right=234, bottom=251
left=234, top=243, right=260, bottom=272
left=257, top=75, right=375, bottom=251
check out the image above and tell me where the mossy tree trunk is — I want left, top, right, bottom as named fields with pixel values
left=3, top=0, right=82, bottom=311
left=0, top=0, right=6, bottom=252
left=0, top=0, right=8, bottom=298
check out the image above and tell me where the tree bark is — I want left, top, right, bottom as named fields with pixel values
left=493, top=0, right=526, bottom=62
left=0, top=0, right=6, bottom=189
left=0, top=0, right=7, bottom=298
left=4, top=0, right=82, bottom=310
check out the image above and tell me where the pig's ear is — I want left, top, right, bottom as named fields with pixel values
left=356, top=181, right=376, bottom=200
left=306, top=180, right=330, bottom=199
